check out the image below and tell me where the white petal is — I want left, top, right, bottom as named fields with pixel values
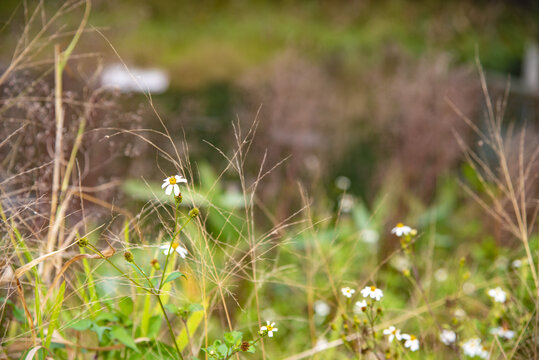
left=162, top=181, right=169, bottom=188
left=165, top=185, right=173, bottom=195
left=173, top=184, right=180, bottom=196
left=160, top=244, right=169, bottom=249
left=268, top=331, right=273, bottom=337
left=272, top=328, right=278, bottom=332
left=260, top=326, right=267, bottom=331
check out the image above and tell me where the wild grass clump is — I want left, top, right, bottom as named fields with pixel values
left=1, top=2, right=538, bottom=360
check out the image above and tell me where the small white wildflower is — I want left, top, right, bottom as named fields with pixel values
left=335, top=176, right=351, bottom=191
left=383, top=326, right=402, bottom=343
left=487, top=287, right=507, bottom=303
left=461, top=338, right=489, bottom=359
left=434, top=268, right=448, bottom=282
left=354, top=300, right=368, bottom=313
left=314, top=300, right=330, bottom=317
left=454, top=308, right=466, bottom=318
left=401, top=334, right=419, bottom=351
left=160, top=242, right=188, bottom=258
left=440, top=329, right=456, bottom=345
left=341, top=287, right=356, bottom=298
left=360, top=285, right=383, bottom=301
left=361, top=229, right=379, bottom=244
left=512, top=259, right=523, bottom=269
left=339, top=194, right=355, bottom=213
left=162, top=175, right=187, bottom=196
left=391, top=223, right=412, bottom=237
left=490, top=326, right=515, bottom=340
left=260, top=321, right=278, bottom=337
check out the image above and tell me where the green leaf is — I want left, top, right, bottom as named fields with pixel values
left=90, top=323, right=109, bottom=342
left=95, top=312, right=118, bottom=323
left=147, top=315, right=162, bottom=338
left=70, top=318, right=93, bottom=331
left=163, top=271, right=186, bottom=285
left=118, top=297, right=134, bottom=318
left=224, top=331, right=242, bottom=346
left=111, top=325, right=138, bottom=351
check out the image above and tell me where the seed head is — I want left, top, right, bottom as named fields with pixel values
left=78, top=238, right=88, bottom=247
left=189, top=207, right=200, bottom=218
left=124, top=251, right=134, bottom=263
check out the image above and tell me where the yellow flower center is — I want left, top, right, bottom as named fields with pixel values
left=410, top=335, right=416, bottom=340
left=370, top=286, right=376, bottom=291
left=396, top=223, right=403, bottom=228
left=172, top=242, right=179, bottom=249
left=169, top=177, right=177, bottom=185
left=267, top=325, right=273, bottom=331
left=392, top=329, right=397, bottom=334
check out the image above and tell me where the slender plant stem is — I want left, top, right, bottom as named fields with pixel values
left=85, top=244, right=149, bottom=291
left=156, top=294, right=184, bottom=360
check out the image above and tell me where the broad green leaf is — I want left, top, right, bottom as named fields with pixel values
left=111, top=325, right=138, bottom=351
left=118, top=297, right=134, bottom=318
left=224, top=331, right=242, bottom=346
left=163, top=271, right=186, bottom=285
left=70, top=318, right=93, bottom=331
left=95, top=312, right=118, bottom=323
left=90, top=323, right=109, bottom=342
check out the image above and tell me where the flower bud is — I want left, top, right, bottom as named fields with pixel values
left=77, top=238, right=88, bottom=247
left=124, top=251, right=134, bottom=263
left=189, top=207, right=200, bottom=218
left=151, top=259, right=161, bottom=270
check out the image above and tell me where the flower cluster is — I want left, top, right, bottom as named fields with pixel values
left=383, top=326, right=419, bottom=351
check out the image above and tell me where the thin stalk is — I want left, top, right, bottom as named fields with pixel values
left=84, top=244, right=148, bottom=292
left=156, top=295, right=184, bottom=360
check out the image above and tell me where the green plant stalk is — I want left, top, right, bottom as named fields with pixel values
left=156, top=294, right=185, bottom=360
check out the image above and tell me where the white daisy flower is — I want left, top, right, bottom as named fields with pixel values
left=341, top=287, right=356, bottom=298
left=160, top=242, right=188, bottom=258
left=360, top=286, right=384, bottom=301
left=314, top=300, right=330, bottom=317
left=461, top=338, right=489, bottom=359
left=354, top=300, right=368, bottom=313
left=487, top=287, right=507, bottom=303
left=490, top=326, right=515, bottom=340
left=512, top=259, right=522, bottom=269
left=401, top=334, right=419, bottom=351
left=162, top=175, right=187, bottom=196
left=383, top=326, right=402, bottom=343
left=391, top=223, right=412, bottom=237
left=440, top=329, right=456, bottom=345
left=260, top=321, right=278, bottom=337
